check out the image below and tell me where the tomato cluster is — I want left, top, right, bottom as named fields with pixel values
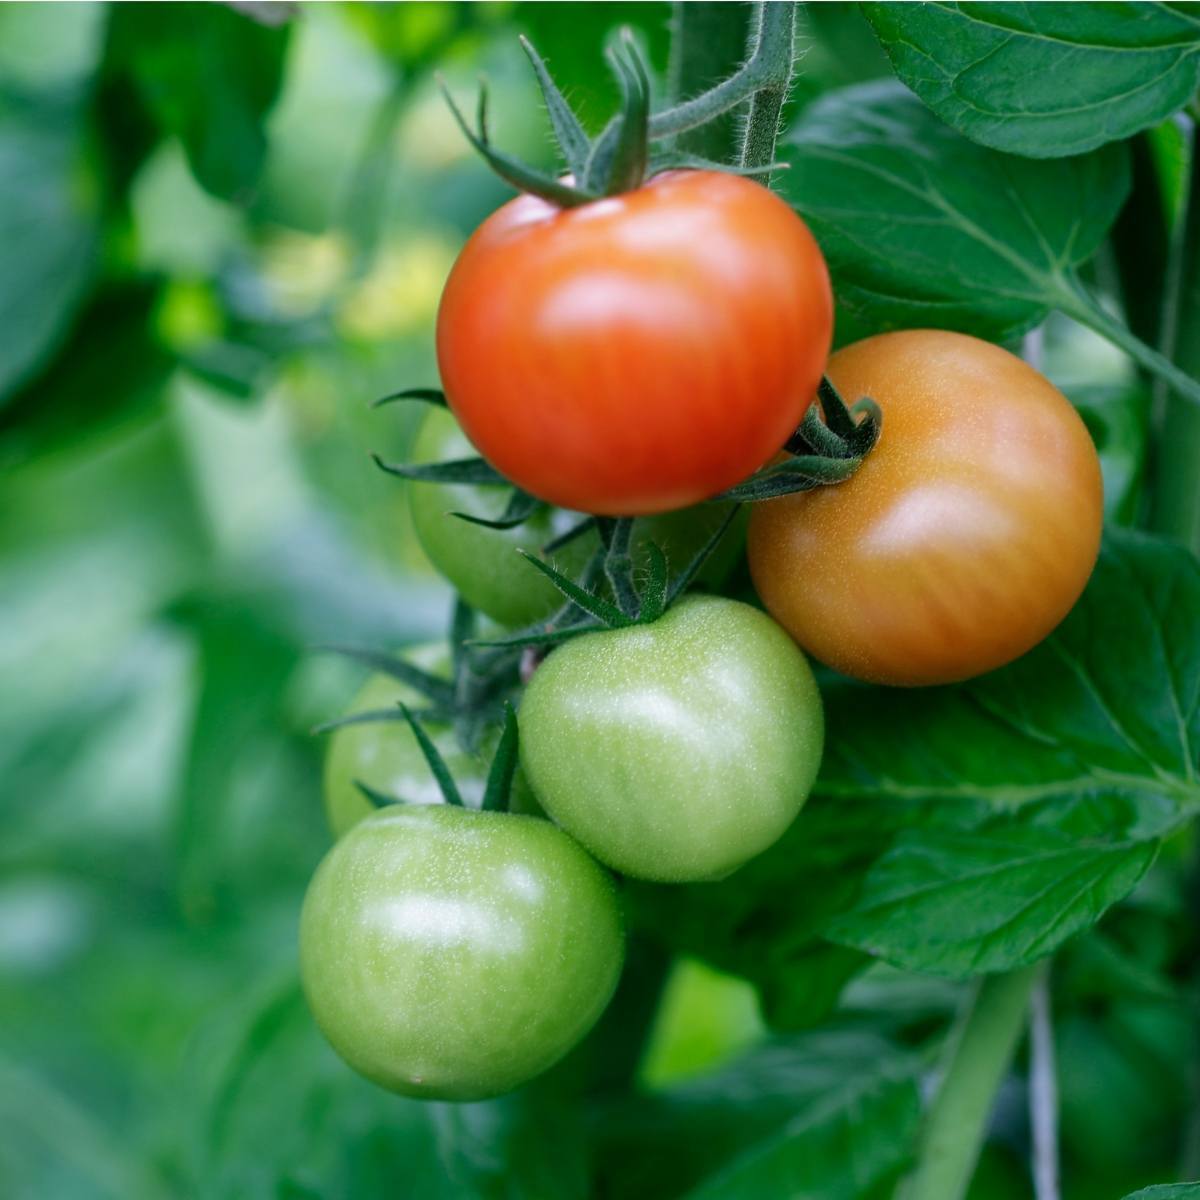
left=301, top=160, right=1103, bottom=1100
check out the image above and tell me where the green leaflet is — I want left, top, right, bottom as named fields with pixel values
left=779, top=79, right=1130, bottom=342
left=863, top=1, right=1200, bottom=159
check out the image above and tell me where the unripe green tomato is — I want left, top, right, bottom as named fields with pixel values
left=409, top=408, right=748, bottom=629
left=518, top=595, right=824, bottom=882
left=323, top=650, right=537, bottom=837
left=299, top=805, right=624, bottom=1101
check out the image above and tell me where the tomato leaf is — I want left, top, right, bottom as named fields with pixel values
left=1120, top=1188, right=1200, bottom=1200
left=106, top=4, right=290, bottom=202
left=779, top=80, right=1130, bottom=342
left=817, top=528, right=1200, bottom=976
left=0, top=90, right=100, bottom=405
left=825, top=824, right=1159, bottom=977
left=680, top=1045, right=919, bottom=1200
left=595, top=1030, right=919, bottom=1200
left=863, top=2, right=1200, bottom=159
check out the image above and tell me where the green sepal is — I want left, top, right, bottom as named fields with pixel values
left=468, top=624, right=602, bottom=651
left=439, top=74, right=599, bottom=209
left=355, top=780, right=404, bottom=810
left=312, top=645, right=455, bottom=707
left=664, top=504, right=742, bottom=606
left=312, top=705, right=452, bottom=737
left=398, top=703, right=464, bottom=807
left=597, top=31, right=651, bottom=196
left=371, top=386, right=447, bottom=409
left=450, top=488, right=543, bottom=530
left=714, top=456, right=861, bottom=502
left=638, top=542, right=669, bottom=622
left=543, top=516, right=596, bottom=555
left=372, top=453, right=507, bottom=486
left=480, top=702, right=519, bottom=812
left=519, top=36, right=591, bottom=179
left=517, top=550, right=632, bottom=628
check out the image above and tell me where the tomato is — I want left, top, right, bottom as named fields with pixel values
left=518, top=595, right=824, bottom=882
left=748, top=330, right=1104, bottom=687
left=436, top=170, right=832, bottom=516
left=299, top=805, right=624, bottom=1100
left=409, top=406, right=594, bottom=628
left=324, top=650, right=537, bottom=837
left=410, top=407, right=750, bottom=626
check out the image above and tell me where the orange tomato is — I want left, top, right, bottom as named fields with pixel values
left=436, top=170, right=832, bottom=516
left=748, top=330, right=1104, bottom=686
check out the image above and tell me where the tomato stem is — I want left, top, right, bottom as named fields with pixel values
left=900, top=965, right=1039, bottom=1200
left=1057, top=273, right=1200, bottom=412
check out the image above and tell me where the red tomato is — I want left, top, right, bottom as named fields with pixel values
left=436, top=170, right=832, bottom=516
left=748, top=330, right=1104, bottom=687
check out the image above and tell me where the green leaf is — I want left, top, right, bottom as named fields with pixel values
left=1120, top=1187, right=1200, bottom=1200
left=106, top=4, right=290, bottom=202
left=817, top=528, right=1200, bottom=976
left=825, top=824, right=1159, bottom=976
left=863, top=2, right=1200, bottom=159
left=683, top=1068, right=919, bottom=1200
left=780, top=80, right=1130, bottom=342
left=0, top=90, right=99, bottom=404
left=595, top=1030, right=919, bottom=1200
left=1069, top=381, right=1150, bottom=525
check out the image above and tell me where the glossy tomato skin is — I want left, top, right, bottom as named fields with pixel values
left=436, top=170, right=832, bottom=516
left=748, top=330, right=1104, bottom=687
left=300, top=805, right=624, bottom=1101
left=411, top=407, right=750, bottom=626
left=324, top=656, right=538, bottom=837
left=518, top=595, right=824, bottom=882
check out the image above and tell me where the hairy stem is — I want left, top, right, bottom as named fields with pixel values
left=902, top=966, right=1038, bottom=1200
left=666, top=1, right=752, bottom=162
left=1028, top=969, right=1060, bottom=1200
left=737, top=2, right=797, bottom=180
left=1149, top=115, right=1200, bottom=551
left=650, top=1, right=795, bottom=145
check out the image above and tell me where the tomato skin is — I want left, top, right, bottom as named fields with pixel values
left=410, top=406, right=749, bottom=626
left=518, top=595, right=824, bottom=882
left=747, top=330, right=1104, bottom=687
left=299, top=805, right=624, bottom=1101
left=436, top=170, right=832, bottom=516
left=323, top=656, right=539, bottom=838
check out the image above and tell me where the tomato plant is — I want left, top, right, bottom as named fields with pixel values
left=436, top=168, right=832, bottom=516
left=518, top=595, right=824, bottom=881
left=299, top=805, right=624, bottom=1100
left=748, top=330, right=1105, bottom=686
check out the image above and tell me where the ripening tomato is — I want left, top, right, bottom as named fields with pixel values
left=299, top=805, right=624, bottom=1100
left=436, top=170, right=832, bottom=516
left=518, top=595, right=824, bottom=882
left=748, top=330, right=1104, bottom=687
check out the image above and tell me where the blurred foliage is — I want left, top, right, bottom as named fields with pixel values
left=0, top=4, right=1195, bottom=1199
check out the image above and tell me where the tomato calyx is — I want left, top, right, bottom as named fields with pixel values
left=439, top=5, right=796, bottom=208
left=712, top=377, right=882, bottom=503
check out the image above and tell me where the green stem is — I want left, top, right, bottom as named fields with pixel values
left=666, top=1, right=752, bottom=162
left=902, top=966, right=1039, bottom=1200
left=1057, top=274, right=1200, bottom=411
left=650, top=2, right=795, bottom=143
left=1149, top=115, right=1200, bottom=552
left=737, top=2, right=797, bottom=180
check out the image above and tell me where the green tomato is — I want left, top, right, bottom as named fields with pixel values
left=409, top=408, right=747, bottom=628
left=299, top=805, right=624, bottom=1100
left=518, top=596, right=824, bottom=882
left=409, top=407, right=593, bottom=627
left=323, top=648, right=538, bottom=838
